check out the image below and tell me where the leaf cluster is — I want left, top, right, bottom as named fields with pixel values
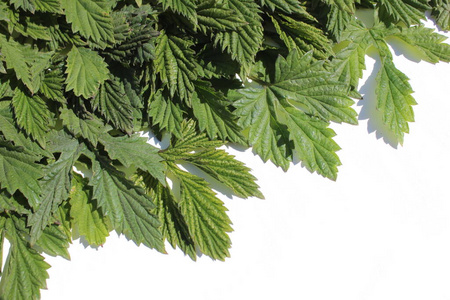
left=0, top=0, right=449, bottom=298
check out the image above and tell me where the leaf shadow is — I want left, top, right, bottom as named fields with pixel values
left=357, top=51, right=400, bottom=148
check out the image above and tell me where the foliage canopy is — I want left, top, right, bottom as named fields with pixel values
left=0, top=0, right=450, bottom=298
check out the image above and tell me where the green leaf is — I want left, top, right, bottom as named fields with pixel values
left=0, top=108, right=50, bottom=158
left=28, top=134, right=84, bottom=244
left=393, top=25, right=450, bottom=63
left=270, top=51, right=357, bottom=124
left=192, top=80, right=246, bottom=144
left=378, top=0, right=430, bottom=26
left=169, top=163, right=232, bottom=261
left=40, top=68, right=65, bottom=103
left=0, top=141, right=42, bottom=208
left=160, top=0, right=197, bottom=22
left=213, top=0, right=263, bottom=74
left=148, top=90, right=184, bottom=138
left=196, top=0, right=247, bottom=34
left=0, top=37, right=53, bottom=94
left=34, top=0, right=62, bottom=13
left=150, top=181, right=197, bottom=260
left=278, top=106, right=341, bottom=180
left=99, top=134, right=166, bottom=184
left=65, top=46, right=109, bottom=98
left=375, top=58, right=417, bottom=145
left=271, top=14, right=333, bottom=60
left=186, top=148, right=264, bottom=199
left=89, top=154, right=165, bottom=252
left=260, top=0, right=311, bottom=15
left=91, top=78, right=134, bottom=134
left=431, top=0, right=450, bottom=30
left=11, top=86, right=52, bottom=147
left=234, top=51, right=354, bottom=178
left=233, top=87, right=292, bottom=171
left=0, top=217, right=50, bottom=300
left=60, top=108, right=108, bottom=147
left=34, top=224, right=71, bottom=260
left=60, top=0, right=114, bottom=45
left=0, top=190, right=29, bottom=215
left=69, top=173, right=109, bottom=247
left=155, top=31, right=198, bottom=102
left=9, top=0, right=35, bottom=12
left=321, top=0, right=356, bottom=13
left=7, top=11, right=51, bottom=41
left=325, top=5, right=353, bottom=41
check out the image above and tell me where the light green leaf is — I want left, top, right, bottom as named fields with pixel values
left=69, top=173, right=109, bottom=247
left=0, top=141, right=42, bottom=208
left=0, top=217, right=50, bottom=300
left=60, top=0, right=114, bottom=45
left=89, top=154, right=165, bottom=252
left=375, top=58, right=417, bottom=145
left=192, top=80, right=246, bottom=144
left=11, top=86, right=52, bottom=147
left=65, top=46, right=109, bottom=98
left=9, top=0, right=35, bottom=12
left=393, top=25, right=450, bottom=63
left=34, top=224, right=71, bottom=260
left=170, top=163, right=233, bottom=261
left=155, top=31, right=198, bottom=102
left=99, top=134, right=166, bottom=184
left=378, top=0, right=430, bottom=26
left=277, top=106, right=341, bottom=181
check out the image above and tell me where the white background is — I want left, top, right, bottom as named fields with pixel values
left=12, top=20, right=450, bottom=300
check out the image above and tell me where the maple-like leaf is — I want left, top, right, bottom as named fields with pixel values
left=431, top=0, right=450, bottom=30
left=148, top=90, right=184, bottom=138
left=34, top=224, right=71, bottom=260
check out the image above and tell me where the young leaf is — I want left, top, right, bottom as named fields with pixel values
left=375, top=58, right=417, bottom=145
left=69, top=173, right=109, bottom=247
left=65, top=47, right=109, bottom=98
